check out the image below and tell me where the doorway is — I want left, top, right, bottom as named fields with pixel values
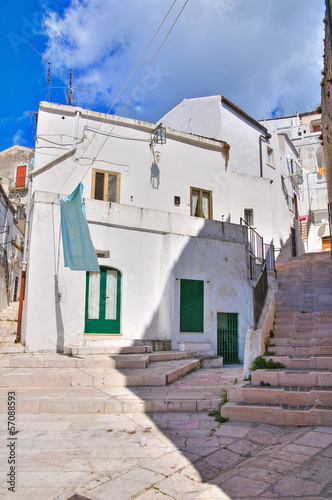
left=85, top=267, right=121, bottom=334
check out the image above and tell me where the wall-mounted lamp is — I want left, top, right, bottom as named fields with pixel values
left=151, top=123, right=166, bottom=146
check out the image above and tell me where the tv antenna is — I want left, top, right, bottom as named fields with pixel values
left=27, top=42, right=51, bottom=102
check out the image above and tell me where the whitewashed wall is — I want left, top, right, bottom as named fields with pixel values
left=22, top=192, right=251, bottom=357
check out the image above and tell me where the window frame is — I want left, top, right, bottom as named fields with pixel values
left=244, top=208, right=254, bottom=226
left=190, top=187, right=213, bottom=220
left=266, top=147, right=274, bottom=167
left=91, top=169, right=121, bottom=203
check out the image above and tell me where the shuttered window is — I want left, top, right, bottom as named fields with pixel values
left=16, top=165, right=27, bottom=188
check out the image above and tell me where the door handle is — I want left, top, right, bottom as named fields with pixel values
left=104, top=296, right=109, bottom=301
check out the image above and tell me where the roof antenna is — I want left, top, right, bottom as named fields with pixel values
left=66, top=69, right=73, bottom=106
left=27, top=42, right=51, bottom=102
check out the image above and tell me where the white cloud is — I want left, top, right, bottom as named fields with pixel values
left=12, top=129, right=26, bottom=145
left=41, top=0, right=325, bottom=123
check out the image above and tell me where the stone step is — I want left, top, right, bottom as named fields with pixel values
left=220, top=401, right=332, bottom=426
left=229, top=381, right=332, bottom=407
left=0, top=344, right=25, bottom=354
left=0, top=351, right=197, bottom=369
left=272, top=337, right=332, bottom=347
left=0, top=364, right=243, bottom=415
left=0, top=386, right=219, bottom=415
left=251, top=368, right=332, bottom=387
left=65, top=345, right=154, bottom=355
left=273, top=345, right=332, bottom=356
left=0, top=359, right=201, bottom=388
left=273, top=329, right=332, bottom=337
left=262, top=355, right=332, bottom=370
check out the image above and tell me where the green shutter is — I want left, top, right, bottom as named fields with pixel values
left=180, top=279, right=204, bottom=332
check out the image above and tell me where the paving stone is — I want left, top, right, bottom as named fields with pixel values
left=142, top=451, right=192, bottom=476
left=180, top=459, right=220, bottom=482
left=86, top=468, right=164, bottom=500
left=154, top=472, right=203, bottom=498
left=273, top=475, right=323, bottom=497
left=219, top=475, right=270, bottom=497
left=214, top=423, right=250, bottom=438
left=296, top=431, right=332, bottom=448
left=280, top=443, right=322, bottom=456
left=205, top=448, right=242, bottom=470
left=227, top=439, right=258, bottom=456
left=234, top=466, right=281, bottom=484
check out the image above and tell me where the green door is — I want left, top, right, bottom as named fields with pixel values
left=180, top=279, right=204, bottom=332
left=85, top=267, right=121, bottom=334
left=217, top=313, right=238, bottom=363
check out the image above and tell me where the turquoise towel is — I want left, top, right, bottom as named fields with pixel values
left=60, top=183, right=99, bottom=271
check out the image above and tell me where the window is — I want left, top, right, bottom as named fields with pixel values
left=15, top=165, right=27, bottom=188
left=91, top=169, right=120, bottom=202
left=244, top=209, right=254, bottom=226
left=190, top=188, right=212, bottom=219
left=266, top=147, right=274, bottom=166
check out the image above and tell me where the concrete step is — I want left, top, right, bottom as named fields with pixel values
left=0, top=359, right=201, bottom=388
left=65, top=345, right=154, bottom=355
left=0, top=344, right=25, bottom=354
left=272, top=337, right=332, bottom=347
left=0, top=351, right=197, bottom=369
left=273, top=329, right=332, bottom=338
left=251, top=368, right=332, bottom=387
left=262, top=355, right=332, bottom=370
left=220, top=401, right=332, bottom=426
left=229, top=381, right=332, bottom=407
left=273, top=346, right=332, bottom=356
left=0, top=365, right=244, bottom=415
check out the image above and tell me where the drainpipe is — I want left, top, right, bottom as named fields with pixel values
left=259, top=133, right=272, bottom=178
left=16, top=157, right=33, bottom=343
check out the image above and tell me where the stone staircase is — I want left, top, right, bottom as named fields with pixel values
left=0, top=301, right=23, bottom=353
left=221, top=251, right=332, bottom=426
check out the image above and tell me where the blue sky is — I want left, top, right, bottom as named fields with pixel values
left=0, top=0, right=325, bottom=152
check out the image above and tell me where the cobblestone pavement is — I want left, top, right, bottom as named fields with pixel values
left=1, top=411, right=332, bottom=499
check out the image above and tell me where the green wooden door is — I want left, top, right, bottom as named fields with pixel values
left=85, top=267, right=121, bottom=334
left=180, top=279, right=204, bottom=332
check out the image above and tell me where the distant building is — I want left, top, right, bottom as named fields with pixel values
left=261, top=111, right=328, bottom=252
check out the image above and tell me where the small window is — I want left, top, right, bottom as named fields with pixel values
left=91, top=169, right=120, bottom=202
left=266, top=147, right=274, bottom=166
left=244, top=209, right=254, bottom=226
left=15, top=165, right=27, bottom=188
left=191, top=188, right=212, bottom=219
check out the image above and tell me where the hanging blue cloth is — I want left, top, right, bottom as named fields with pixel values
left=60, top=183, right=99, bottom=271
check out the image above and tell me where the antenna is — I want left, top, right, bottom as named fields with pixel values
left=66, top=69, right=73, bottom=105
left=27, top=42, right=51, bottom=102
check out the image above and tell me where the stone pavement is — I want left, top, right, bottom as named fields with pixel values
left=1, top=404, right=332, bottom=499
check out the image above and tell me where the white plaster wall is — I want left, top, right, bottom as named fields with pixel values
left=23, top=192, right=251, bottom=353
left=161, top=96, right=264, bottom=177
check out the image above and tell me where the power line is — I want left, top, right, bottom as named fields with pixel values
left=59, top=0, right=190, bottom=193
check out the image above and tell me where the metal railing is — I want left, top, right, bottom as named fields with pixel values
left=253, top=261, right=268, bottom=328
left=240, top=219, right=273, bottom=328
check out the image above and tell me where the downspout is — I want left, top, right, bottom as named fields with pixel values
left=259, top=132, right=272, bottom=177
left=16, top=157, right=33, bottom=343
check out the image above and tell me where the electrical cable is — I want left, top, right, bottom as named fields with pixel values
left=78, top=0, right=190, bottom=186
left=58, top=0, right=190, bottom=193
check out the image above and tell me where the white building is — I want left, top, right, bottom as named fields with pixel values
left=261, top=111, right=329, bottom=252
left=0, top=184, right=24, bottom=308
left=21, top=97, right=304, bottom=356
left=160, top=95, right=304, bottom=259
